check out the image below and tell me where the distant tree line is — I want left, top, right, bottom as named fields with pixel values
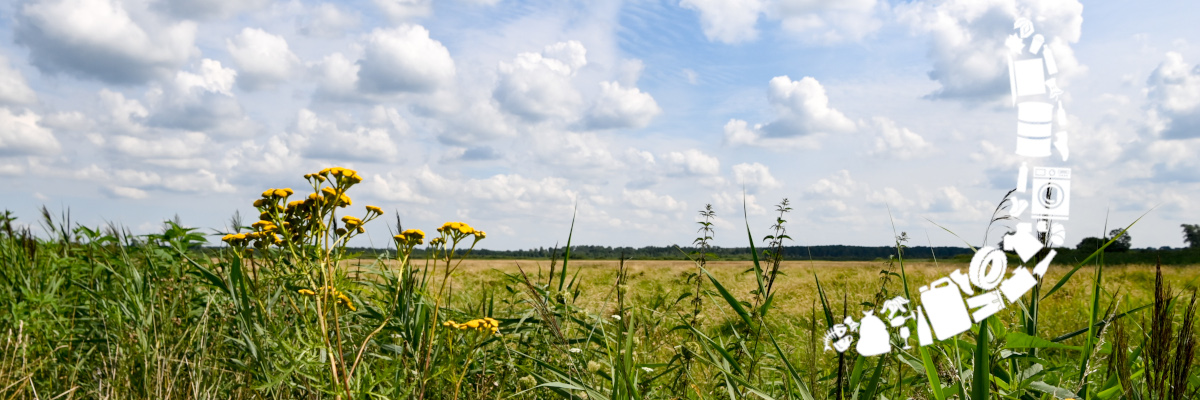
left=191, top=224, right=1200, bottom=265
left=329, top=244, right=976, bottom=262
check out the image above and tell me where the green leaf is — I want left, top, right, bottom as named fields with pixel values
left=972, top=318, right=990, bottom=400
left=1003, top=332, right=1082, bottom=351
left=559, top=206, right=576, bottom=293
left=1043, top=210, right=1151, bottom=300
left=1028, top=381, right=1078, bottom=399
left=700, top=266, right=752, bottom=328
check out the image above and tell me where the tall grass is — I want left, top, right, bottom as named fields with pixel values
left=1, top=171, right=1198, bottom=399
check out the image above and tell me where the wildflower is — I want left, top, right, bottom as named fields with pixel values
left=253, top=199, right=267, bottom=207
left=569, top=348, right=581, bottom=353
left=337, top=293, right=356, bottom=311
left=587, top=361, right=603, bottom=373
left=259, top=212, right=271, bottom=221
left=611, top=315, right=621, bottom=321
left=401, top=229, right=424, bottom=242
left=321, top=187, right=337, bottom=197
left=298, top=289, right=316, bottom=296
left=474, top=230, right=486, bottom=240
left=641, top=367, right=653, bottom=373
left=336, top=228, right=347, bottom=236
left=338, top=194, right=351, bottom=207
left=365, top=205, right=383, bottom=215
left=443, top=320, right=459, bottom=328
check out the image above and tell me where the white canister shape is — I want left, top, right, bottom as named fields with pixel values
left=920, top=277, right=972, bottom=341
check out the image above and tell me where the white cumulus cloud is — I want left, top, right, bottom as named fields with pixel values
left=357, top=25, right=456, bottom=94
left=288, top=109, right=399, bottom=162
left=896, top=0, right=1083, bottom=101
left=15, top=0, right=197, bottom=84
left=0, top=55, right=37, bottom=105
left=680, top=0, right=766, bottom=44
left=725, top=76, right=855, bottom=148
left=661, top=149, right=720, bottom=176
left=374, top=0, right=431, bottom=21
left=585, top=81, right=661, bottom=129
left=494, top=41, right=587, bottom=122
left=227, top=28, right=301, bottom=90
left=864, top=117, right=932, bottom=159
left=1145, top=52, right=1200, bottom=140
left=0, top=108, right=60, bottom=156
left=731, top=162, right=781, bottom=193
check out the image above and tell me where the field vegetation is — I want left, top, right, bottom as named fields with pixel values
left=2, top=167, right=1198, bottom=399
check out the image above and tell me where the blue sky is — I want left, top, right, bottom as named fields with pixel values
left=2, top=0, right=1199, bottom=251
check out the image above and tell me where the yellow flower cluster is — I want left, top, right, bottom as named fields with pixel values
left=260, top=188, right=295, bottom=199
left=312, top=186, right=352, bottom=208
left=393, top=229, right=425, bottom=246
left=297, top=286, right=356, bottom=311
left=341, top=215, right=365, bottom=234
left=228, top=168, right=382, bottom=251
left=317, top=167, right=363, bottom=185
left=438, top=221, right=473, bottom=235
left=443, top=317, right=500, bottom=334
left=221, top=225, right=284, bottom=248
left=436, top=222, right=486, bottom=242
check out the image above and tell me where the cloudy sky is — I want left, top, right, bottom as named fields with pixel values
left=2, top=0, right=1199, bottom=251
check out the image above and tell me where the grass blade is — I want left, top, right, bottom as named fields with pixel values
left=972, top=317, right=991, bottom=400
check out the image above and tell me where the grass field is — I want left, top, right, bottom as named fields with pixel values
left=4, top=169, right=1199, bottom=399
left=377, top=258, right=1198, bottom=341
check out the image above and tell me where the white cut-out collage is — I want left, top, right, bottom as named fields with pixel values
left=824, top=18, right=1072, bottom=356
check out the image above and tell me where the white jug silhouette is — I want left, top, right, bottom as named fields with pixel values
left=920, top=277, right=972, bottom=340
left=855, top=311, right=890, bottom=356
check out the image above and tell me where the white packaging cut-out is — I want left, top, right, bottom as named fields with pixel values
left=915, top=306, right=933, bottom=346
left=856, top=311, right=891, bottom=356
left=1000, top=267, right=1038, bottom=302
left=1031, top=167, right=1071, bottom=220
left=966, top=290, right=1006, bottom=322
left=969, top=246, right=1007, bottom=290
left=920, top=278, right=972, bottom=341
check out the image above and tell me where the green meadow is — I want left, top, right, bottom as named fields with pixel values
left=2, top=168, right=1198, bottom=400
